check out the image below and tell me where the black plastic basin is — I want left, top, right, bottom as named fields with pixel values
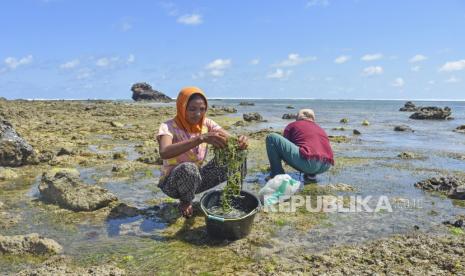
left=200, top=190, right=260, bottom=240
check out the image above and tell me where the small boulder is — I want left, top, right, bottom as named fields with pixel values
left=0, top=233, right=63, bottom=255
left=108, top=203, right=141, bottom=219
left=328, top=135, right=350, bottom=143
left=39, top=169, right=117, bottom=211
left=410, top=106, right=452, bottom=120
left=39, top=150, right=55, bottom=163
left=340, top=118, right=349, bottom=124
left=110, top=121, right=124, bottom=128
left=398, top=152, right=415, bottom=159
left=136, top=147, right=162, bottom=165
left=332, top=127, right=346, bottom=131
left=394, top=125, right=414, bottom=132
left=443, top=216, right=465, bottom=228
left=282, top=113, right=297, bottom=120
left=453, top=125, right=465, bottom=134
left=286, top=105, right=295, bottom=109
left=361, top=120, right=370, bottom=126
left=112, top=162, right=135, bottom=173
left=131, top=82, right=172, bottom=102
left=414, top=176, right=465, bottom=200
left=399, top=101, right=419, bottom=112
left=0, top=118, right=39, bottom=167
left=57, top=147, right=74, bottom=156
left=243, top=112, right=263, bottom=122
left=112, top=151, right=127, bottom=160
left=353, top=129, right=361, bottom=135
left=233, top=120, right=246, bottom=127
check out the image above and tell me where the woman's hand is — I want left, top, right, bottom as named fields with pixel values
left=238, top=135, right=248, bottom=150
left=201, top=131, right=227, bottom=148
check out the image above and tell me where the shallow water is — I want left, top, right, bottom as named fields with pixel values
left=207, top=205, right=249, bottom=219
left=208, top=99, right=465, bottom=248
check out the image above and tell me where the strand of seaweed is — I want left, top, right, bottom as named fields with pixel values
left=213, top=136, right=247, bottom=212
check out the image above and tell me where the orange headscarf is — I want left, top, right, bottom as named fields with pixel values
left=174, top=86, right=208, bottom=133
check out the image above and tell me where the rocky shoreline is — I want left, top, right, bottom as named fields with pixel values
left=1, top=99, right=464, bottom=275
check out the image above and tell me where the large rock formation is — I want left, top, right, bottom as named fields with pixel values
left=409, top=106, right=452, bottom=120
left=210, top=105, right=237, bottom=113
left=399, top=101, right=419, bottom=112
left=0, top=233, right=63, bottom=255
left=282, top=113, right=297, bottom=120
left=39, top=169, right=118, bottom=211
left=243, top=112, right=263, bottom=122
left=131, top=82, right=172, bottom=102
left=0, top=118, right=38, bottom=166
left=414, top=176, right=465, bottom=199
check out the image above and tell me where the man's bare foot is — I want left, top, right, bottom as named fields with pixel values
left=179, top=201, right=193, bottom=218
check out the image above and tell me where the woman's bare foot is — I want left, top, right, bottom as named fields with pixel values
left=178, top=201, right=193, bottom=218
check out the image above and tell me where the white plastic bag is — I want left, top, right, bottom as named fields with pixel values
left=259, top=174, right=302, bottom=206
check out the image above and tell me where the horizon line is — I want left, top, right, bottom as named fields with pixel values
left=8, top=97, right=465, bottom=102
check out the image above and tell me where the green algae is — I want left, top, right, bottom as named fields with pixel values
left=213, top=136, right=247, bottom=212
left=450, top=227, right=465, bottom=236
left=0, top=254, right=49, bottom=275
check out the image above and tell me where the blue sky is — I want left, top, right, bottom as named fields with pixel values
left=1, top=0, right=465, bottom=100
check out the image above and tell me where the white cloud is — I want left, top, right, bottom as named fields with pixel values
left=361, top=53, right=383, bottom=61
left=177, top=14, right=203, bottom=25
left=4, top=55, right=33, bottom=69
left=411, top=66, right=420, bottom=72
left=276, top=53, right=316, bottom=67
left=76, top=68, right=92, bottom=80
left=60, top=59, right=80, bottom=69
left=439, top=59, right=465, bottom=72
left=96, top=58, right=110, bottom=67
left=362, top=66, right=383, bottom=76
left=96, top=57, right=119, bottom=67
left=250, top=58, right=260, bottom=65
left=127, top=54, right=135, bottom=63
left=409, top=54, right=427, bottom=63
left=428, top=80, right=436, bottom=85
left=306, top=0, right=329, bottom=7
left=205, top=58, right=231, bottom=77
left=392, top=77, right=405, bottom=87
left=445, top=76, right=460, bottom=83
left=121, top=21, right=132, bottom=32
left=334, top=55, right=350, bottom=64
left=210, top=70, right=224, bottom=77
left=267, top=68, right=292, bottom=79
left=206, top=59, right=231, bottom=70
